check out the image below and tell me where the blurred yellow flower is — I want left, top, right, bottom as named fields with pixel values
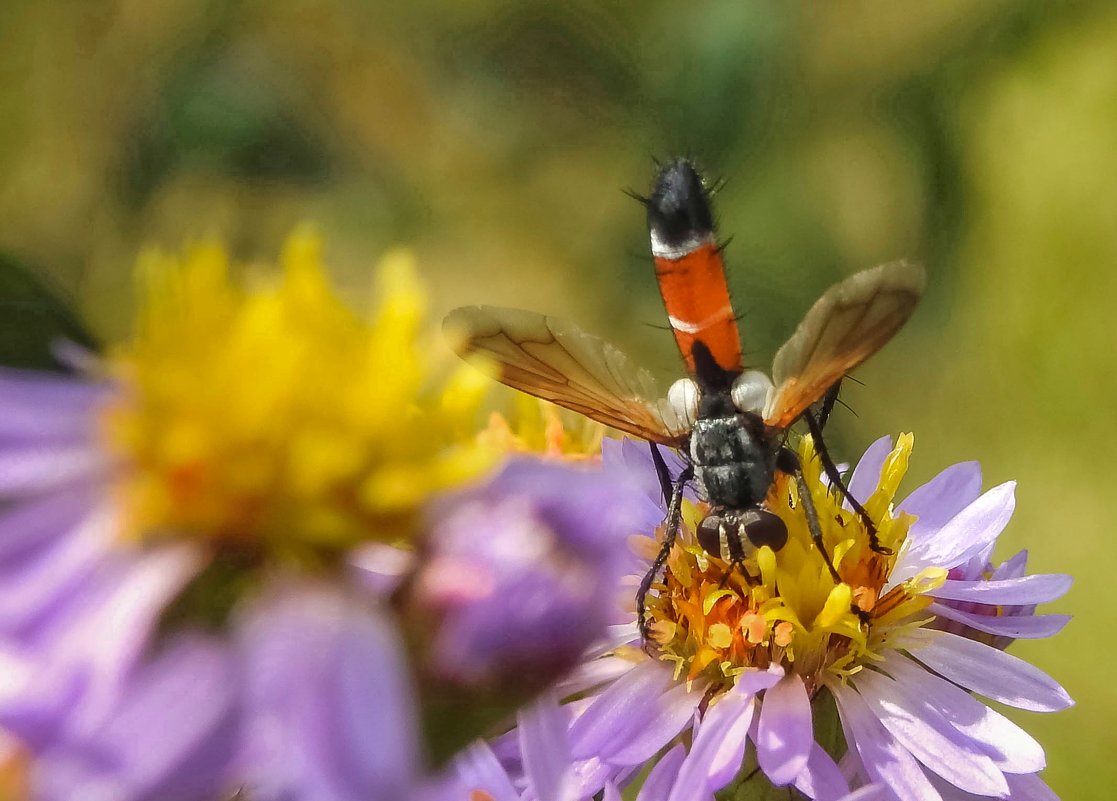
left=101, top=228, right=496, bottom=560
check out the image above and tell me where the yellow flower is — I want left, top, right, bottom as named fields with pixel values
left=101, top=228, right=495, bottom=561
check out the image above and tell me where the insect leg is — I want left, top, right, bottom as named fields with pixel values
left=637, top=444, right=694, bottom=644
left=778, top=447, right=842, bottom=583
left=803, top=410, right=892, bottom=555
left=814, top=379, right=842, bottom=431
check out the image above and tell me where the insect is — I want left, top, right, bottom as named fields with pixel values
left=443, top=159, right=924, bottom=642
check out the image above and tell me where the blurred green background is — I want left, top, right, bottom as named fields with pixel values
left=0, top=0, right=1111, bottom=795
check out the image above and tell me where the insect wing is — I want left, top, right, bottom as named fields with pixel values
left=444, top=305, right=688, bottom=444
left=764, top=261, right=925, bottom=429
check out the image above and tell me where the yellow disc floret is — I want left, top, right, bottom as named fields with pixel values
left=644, top=434, right=937, bottom=694
left=100, top=228, right=495, bottom=561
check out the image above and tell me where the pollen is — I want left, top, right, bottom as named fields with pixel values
left=642, top=434, right=924, bottom=694
left=100, top=228, right=496, bottom=559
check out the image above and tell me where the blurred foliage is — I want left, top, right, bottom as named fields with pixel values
left=0, top=252, right=96, bottom=370
left=0, top=0, right=1113, bottom=795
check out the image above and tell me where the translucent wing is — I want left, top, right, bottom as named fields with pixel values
left=444, top=305, right=688, bottom=444
left=764, top=261, right=925, bottom=429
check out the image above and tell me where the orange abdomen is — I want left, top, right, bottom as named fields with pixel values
left=654, top=241, right=742, bottom=375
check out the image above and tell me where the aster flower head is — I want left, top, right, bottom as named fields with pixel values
left=0, top=232, right=644, bottom=800
left=397, top=456, right=646, bottom=762
left=514, top=434, right=1073, bottom=801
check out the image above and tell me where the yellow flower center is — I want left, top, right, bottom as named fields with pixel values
left=643, top=434, right=937, bottom=693
left=99, top=229, right=496, bottom=562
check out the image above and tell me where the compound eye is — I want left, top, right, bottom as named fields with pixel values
left=667, top=378, right=700, bottom=427
left=742, top=509, right=788, bottom=552
left=696, top=514, right=725, bottom=560
left=730, top=370, right=774, bottom=415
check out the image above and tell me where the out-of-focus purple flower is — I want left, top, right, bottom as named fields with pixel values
left=22, top=583, right=416, bottom=801
left=403, top=459, right=643, bottom=691
left=395, top=458, right=646, bottom=763
left=0, top=365, right=646, bottom=799
left=488, top=435, right=1073, bottom=801
left=0, top=239, right=647, bottom=800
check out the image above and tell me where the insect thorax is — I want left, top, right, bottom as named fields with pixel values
left=689, top=412, right=774, bottom=509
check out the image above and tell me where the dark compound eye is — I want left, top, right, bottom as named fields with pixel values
left=742, top=509, right=788, bottom=552
left=696, top=514, right=725, bottom=560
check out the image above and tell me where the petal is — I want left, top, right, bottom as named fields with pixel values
left=571, top=757, right=617, bottom=800
left=898, top=462, right=982, bottom=542
left=667, top=694, right=755, bottom=801
left=854, top=669, right=1007, bottom=796
left=556, top=656, right=639, bottom=697
left=240, top=585, right=419, bottom=801
left=928, top=602, right=1070, bottom=640
left=881, top=653, right=1045, bottom=774
left=569, top=661, right=674, bottom=760
left=0, top=502, right=112, bottom=630
left=0, top=445, right=103, bottom=494
left=831, top=684, right=942, bottom=801
left=635, top=744, right=686, bottom=801
left=519, top=694, right=577, bottom=801
left=792, top=742, right=851, bottom=801
left=991, top=550, right=1029, bottom=581
left=845, top=436, right=893, bottom=506
left=906, top=629, right=1073, bottom=712
left=929, top=574, right=1071, bottom=605
left=676, top=668, right=783, bottom=795
left=605, top=681, right=699, bottom=766
left=53, top=544, right=202, bottom=727
left=890, top=483, right=1015, bottom=588
left=445, top=742, right=518, bottom=801
left=1004, top=771, right=1058, bottom=801
left=0, top=372, right=105, bottom=442
left=838, top=788, right=889, bottom=801
left=36, top=635, right=237, bottom=801
left=757, top=673, right=813, bottom=786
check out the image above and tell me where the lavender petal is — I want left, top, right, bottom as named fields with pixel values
left=684, top=668, right=783, bottom=793
left=568, top=661, right=675, bottom=760
left=792, top=742, right=851, bottom=801
left=898, top=461, right=983, bottom=542
left=907, top=629, right=1073, bottom=712
left=239, top=584, right=419, bottom=801
left=881, top=653, right=1045, bottom=774
left=518, top=694, right=576, bottom=801
left=0, top=445, right=104, bottom=494
left=927, top=602, right=1070, bottom=640
left=845, top=436, right=893, bottom=506
left=929, top=574, right=1071, bottom=605
left=757, top=673, right=813, bottom=786
left=36, top=635, right=237, bottom=801
left=605, top=681, right=698, bottom=766
left=889, top=483, right=1015, bottom=588
left=854, top=669, right=1008, bottom=796
left=831, top=684, right=942, bottom=801
left=634, top=744, right=687, bottom=801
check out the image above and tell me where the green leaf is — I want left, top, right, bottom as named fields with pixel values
left=0, top=252, right=97, bottom=371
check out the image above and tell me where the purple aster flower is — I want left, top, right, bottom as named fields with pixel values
left=489, top=434, right=1073, bottom=801
left=0, top=238, right=645, bottom=800
left=402, top=459, right=643, bottom=692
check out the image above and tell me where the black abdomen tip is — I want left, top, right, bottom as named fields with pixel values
left=647, top=159, right=715, bottom=248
